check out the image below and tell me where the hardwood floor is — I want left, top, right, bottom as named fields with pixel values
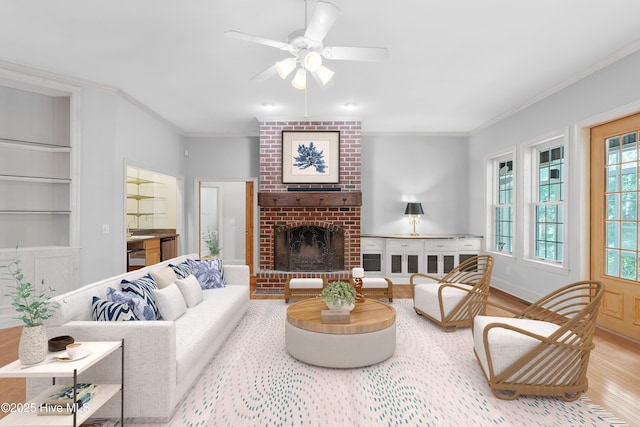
left=1, top=286, right=638, bottom=423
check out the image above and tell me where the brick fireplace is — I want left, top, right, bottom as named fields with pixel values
left=257, top=120, right=361, bottom=289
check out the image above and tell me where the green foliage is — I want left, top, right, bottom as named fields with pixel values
left=319, top=281, right=356, bottom=306
left=202, top=227, right=221, bottom=256
left=2, top=249, right=59, bottom=327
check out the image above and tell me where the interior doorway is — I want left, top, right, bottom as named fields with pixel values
left=196, top=178, right=256, bottom=271
left=591, top=112, right=640, bottom=341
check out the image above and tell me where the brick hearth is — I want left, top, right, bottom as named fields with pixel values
left=257, top=120, right=361, bottom=290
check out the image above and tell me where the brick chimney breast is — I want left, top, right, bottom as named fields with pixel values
left=257, top=120, right=362, bottom=289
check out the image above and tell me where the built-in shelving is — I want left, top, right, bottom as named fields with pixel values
left=0, top=85, right=73, bottom=248
left=126, top=167, right=168, bottom=229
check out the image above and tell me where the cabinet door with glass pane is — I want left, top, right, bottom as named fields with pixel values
left=361, top=238, right=385, bottom=277
left=386, top=239, right=422, bottom=279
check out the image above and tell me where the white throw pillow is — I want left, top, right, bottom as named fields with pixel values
left=175, top=274, right=204, bottom=307
left=152, top=283, right=187, bottom=320
left=150, top=267, right=179, bottom=289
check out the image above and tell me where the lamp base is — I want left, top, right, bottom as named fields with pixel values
left=353, top=278, right=364, bottom=303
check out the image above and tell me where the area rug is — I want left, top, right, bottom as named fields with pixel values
left=102, top=300, right=628, bottom=427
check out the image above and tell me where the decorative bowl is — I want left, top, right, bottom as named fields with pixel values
left=48, top=335, right=74, bottom=352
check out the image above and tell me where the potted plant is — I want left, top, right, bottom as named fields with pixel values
left=319, top=281, right=357, bottom=311
left=202, top=227, right=221, bottom=258
left=2, top=250, right=59, bottom=365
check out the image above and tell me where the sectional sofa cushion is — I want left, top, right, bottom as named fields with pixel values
left=153, top=283, right=187, bottom=321
left=121, top=274, right=159, bottom=320
left=91, top=296, right=136, bottom=321
left=188, top=259, right=226, bottom=289
left=150, top=267, right=179, bottom=289
left=175, top=274, right=204, bottom=307
left=170, top=260, right=193, bottom=279
left=174, top=285, right=247, bottom=389
left=106, top=287, right=155, bottom=321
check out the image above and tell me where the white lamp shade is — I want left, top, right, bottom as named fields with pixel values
left=275, top=58, right=296, bottom=79
left=352, top=267, right=365, bottom=278
left=303, top=51, right=323, bottom=72
left=315, top=65, right=335, bottom=86
left=291, top=68, right=307, bottom=90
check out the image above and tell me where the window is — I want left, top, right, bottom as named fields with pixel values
left=605, top=131, right=640, bottom=280
left=534, top=145, right=564, bottom=262
left=495, top=158, right=514, bottom=253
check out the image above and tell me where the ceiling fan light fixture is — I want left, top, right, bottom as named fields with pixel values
left=275, top=57, right=296, bottom=79
left=303, top=51, right=323, bottom=72
left=315, top=65, right=335, bottom=86
left=291, top=68, right=307, bottom=90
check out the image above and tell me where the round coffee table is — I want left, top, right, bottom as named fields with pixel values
left=285, top=298, right=396, bottom=368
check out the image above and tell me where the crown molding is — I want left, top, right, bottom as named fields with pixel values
left=0, top=58, right=187, bottom=136
left=471, top=40, right=640, bottom=135
left=361, top=131, right=470, bottom=138
left=255, top=115, right=362, bottom=123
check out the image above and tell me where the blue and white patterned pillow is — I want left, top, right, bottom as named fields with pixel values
left=187, top=259, right=226, bottom=289
left=169, top=260, right=193, bottom=279
left=106, top=287, right=155, bottom=321
left=91, top=296, right=135, bottom=321
left=120, top=275, right=159, bottom=320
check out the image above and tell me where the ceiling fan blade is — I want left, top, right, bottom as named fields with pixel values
left=224, top=30, right=292, bottom=50
left=250, top=65, right=278, bottom=82
left=304, top=1, right=340, bottom=42
left=322, top=46, right=390, bottom=62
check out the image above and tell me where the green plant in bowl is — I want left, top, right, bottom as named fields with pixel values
left=319, top=281, right=356, bottom=310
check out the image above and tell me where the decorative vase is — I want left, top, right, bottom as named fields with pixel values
left=19, top=324, right=48, bottom=365
left=326, top=300, right=355, bottom=312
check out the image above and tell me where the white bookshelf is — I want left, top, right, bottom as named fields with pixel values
left=0, top=341, right=124, bottom=427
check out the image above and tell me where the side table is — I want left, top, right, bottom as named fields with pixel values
left=0, top=340, right=124, bottom=427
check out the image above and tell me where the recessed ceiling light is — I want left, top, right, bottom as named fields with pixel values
left=262, top=103, right=276, bottom=109
left=344, top=103, right=358, bottom=110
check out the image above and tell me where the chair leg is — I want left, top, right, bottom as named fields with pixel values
left=562, top=392, right=582, bottom=402
left=492, top=389, right=519, bottom=400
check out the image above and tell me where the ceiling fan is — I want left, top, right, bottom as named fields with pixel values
left=225, top=0, right=389, bottom=90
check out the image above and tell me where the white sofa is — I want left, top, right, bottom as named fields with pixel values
left=27, top=253, right=250, bottom=423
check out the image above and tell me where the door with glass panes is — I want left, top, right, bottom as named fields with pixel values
left=591, top=112, right=640, bottom=341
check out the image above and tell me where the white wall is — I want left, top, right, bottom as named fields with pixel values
left=361, top=134, right=470, bottom=235
left=468, top=49, right=640, bottom=302
left=78, top=88, right=186, bottom=284
left=184, top=136, right=259, bottom=256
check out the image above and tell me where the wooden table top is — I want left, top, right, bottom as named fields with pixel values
left=286, top=298, right=396, bottom=335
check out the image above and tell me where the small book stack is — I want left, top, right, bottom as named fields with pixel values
left=37, top=383, right=97, bottom=416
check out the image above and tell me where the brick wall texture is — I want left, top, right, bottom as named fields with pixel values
left=258, top=120, right=362, bottom=289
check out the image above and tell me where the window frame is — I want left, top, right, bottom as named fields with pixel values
left=525, top=134, right=568, bottom=268
left=486, top=150, right=516, bottom=257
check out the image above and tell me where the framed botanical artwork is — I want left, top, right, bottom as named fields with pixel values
left=282, top=131, right=340, bottom=184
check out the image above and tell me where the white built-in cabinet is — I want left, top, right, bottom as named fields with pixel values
left=387, top=239, right=422, bottom=278
left=361, top=235, right=483, bottom=282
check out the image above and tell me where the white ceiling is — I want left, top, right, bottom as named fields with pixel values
left=1, top=0, right=640, bottom=136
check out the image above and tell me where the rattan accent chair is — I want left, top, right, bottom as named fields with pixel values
left=411, top=254, right=495, bottom=332
left=472, top=280, right=604, bottom=401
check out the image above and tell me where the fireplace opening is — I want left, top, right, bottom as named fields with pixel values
left=274, top=225, right=345, bottom=272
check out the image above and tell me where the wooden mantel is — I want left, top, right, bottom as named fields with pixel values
left=258, top=191, right=362, bottom=207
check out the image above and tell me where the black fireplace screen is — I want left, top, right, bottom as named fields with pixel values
left=274, top=225, right=345, bottom=271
